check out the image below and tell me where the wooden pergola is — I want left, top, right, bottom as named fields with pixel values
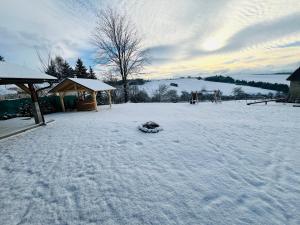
left=0, top=62, right=57, bottom=124
left=49, top=78, right=115, bottom=112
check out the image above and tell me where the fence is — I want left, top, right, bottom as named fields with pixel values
left=0, top=95, right=77, bottom=116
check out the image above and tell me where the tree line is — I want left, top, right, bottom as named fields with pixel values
left=0, top=54, right=96, bottom=81
left=45, top=56, right=97, bottom=81
left=204, top=75, right=289, bottom=93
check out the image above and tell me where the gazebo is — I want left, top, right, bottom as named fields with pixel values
left=0, top=62, right=57, bottom=124
left=49, top=78, right=115, bottom=112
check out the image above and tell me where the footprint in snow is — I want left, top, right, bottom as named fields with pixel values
left=4, top=154, right=14, bottom=162
left=202, top=193, right=220, bottom=203
left=136, top=142, right=143, bottom=146
left=118, top=140, right=127, bottom=145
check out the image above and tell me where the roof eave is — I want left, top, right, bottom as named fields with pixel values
left=0, top=78, right=57, bottom=85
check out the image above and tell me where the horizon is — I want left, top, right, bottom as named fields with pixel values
left=0, top=0, right=300, bottom=78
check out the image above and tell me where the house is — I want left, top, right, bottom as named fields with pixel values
left=287, top=67, right=300, bottom=102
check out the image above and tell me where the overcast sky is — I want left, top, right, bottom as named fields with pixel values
left=1, top=0, right=300, bottom=78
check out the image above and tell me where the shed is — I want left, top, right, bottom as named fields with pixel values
left=49, top=78, right=115, bottom=112
left=287, top=67, right=300, bottom=102
left=0, top=62, right=57, bottom=124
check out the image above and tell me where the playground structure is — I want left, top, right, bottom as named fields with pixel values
left=190, top=89, right=222, bottom=104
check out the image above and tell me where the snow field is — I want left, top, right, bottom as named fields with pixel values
left=0, top=102, right=299, bottom=225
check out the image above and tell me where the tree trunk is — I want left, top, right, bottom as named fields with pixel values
left=123, top=81, right=129, bottom=103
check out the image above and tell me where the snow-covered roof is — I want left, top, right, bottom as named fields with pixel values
left=0, top=62, right=57, bottom=82
left=50, top=78, right=116, bottom=93
left=69, top=78, right=116, bottom=91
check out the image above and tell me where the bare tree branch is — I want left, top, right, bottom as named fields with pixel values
left=92, top=8, right=147, bottom=102
left=35, top=48, right=52, bottom=73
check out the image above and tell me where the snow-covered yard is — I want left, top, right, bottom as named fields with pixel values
left=0, top=102, right=299, bottom=225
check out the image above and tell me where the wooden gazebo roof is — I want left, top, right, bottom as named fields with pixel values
left=0, top=62, right=57, bottom=84
left=287, top=67, right=300, bottom=81
left=0, top=62, right=57, bottom=124
left=49, top=78, right=115, bottom=93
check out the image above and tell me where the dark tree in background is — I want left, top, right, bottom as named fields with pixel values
left=45, top=59, right=58, bottom=78
left=61, top=61, right=74, bottom=79
left=93, top=8, right=147, bottom=102
left=45, top=56, right=74, bottom=81
left=232, top=87, right=246, bottom=99
left=88, top=66, right=97, bottom=79
left=74, top=58, right=88, bottom=78
left=0, top=55, right=5, bottom=62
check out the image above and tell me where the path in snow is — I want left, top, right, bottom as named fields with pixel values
left=0, top=102, right=299, bottom=225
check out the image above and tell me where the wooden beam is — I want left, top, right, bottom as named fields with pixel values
left=59, top=92, right=66, bottom=112
left=92, top=91, right=98, bottom=111
left=247, top=99, right=279, bottom=105
left=28, top=83, right=45, bottom=124
left=108, top=90, right=112, bottom=108
left=74, top=84, right=79, bottom=98
left=15, top=84, right=30, bottom=94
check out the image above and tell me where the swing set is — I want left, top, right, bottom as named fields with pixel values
left=190, top=90, right=222, bottom=104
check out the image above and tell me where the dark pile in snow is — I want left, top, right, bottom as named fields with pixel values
left=138, top=121, right=163, bottom=133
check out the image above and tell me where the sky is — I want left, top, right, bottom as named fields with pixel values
left=0, top=0, right=300, bottom=79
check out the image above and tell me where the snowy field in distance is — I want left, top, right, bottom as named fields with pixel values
left=0, top=102, right=299, bottom=225
left=230, top=74, right=290, bottom=84
left=138, top=78, right=276, bottom=96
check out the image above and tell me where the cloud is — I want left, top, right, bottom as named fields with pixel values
left=0, top=0, right=300, bottom=77
left=277, top=41, right=300, bottom=48
left=219, top=12, right=300, bottom=53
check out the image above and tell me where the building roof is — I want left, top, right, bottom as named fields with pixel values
left=0, top=62, right=57, bottom=84
left=287, top=66, right=300, bottom=81
left=50, top=78, right=116, bottom=93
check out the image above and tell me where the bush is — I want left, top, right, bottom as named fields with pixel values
left=130, top=90, right=150, bottom=102
left=152, top=84, right=169, bottom=102
left=180, top=91, right=190, bottom=101
left=232, top=87, right=247, bottom=99
left=165, top=90, right=179, bottom=102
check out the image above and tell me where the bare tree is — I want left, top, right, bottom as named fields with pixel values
left=36, top=49, right=52, bottom=73
left=93, top=8, right=147, bottom=102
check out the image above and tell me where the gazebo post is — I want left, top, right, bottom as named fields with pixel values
left=108, top=90, right=112, bottom=108
left=93, top=91, right=98, bottom=111
left=28, top=83, right=45, bottom=124
left=59, top=92, right=66, bottom=112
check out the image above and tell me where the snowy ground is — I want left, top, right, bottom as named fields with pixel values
left=0, top=102, right=299, bottom=225
left=0, top=117, right=35, bottom=138
left=138, top=78, right=277, bottom=96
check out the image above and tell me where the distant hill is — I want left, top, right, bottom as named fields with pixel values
left=230, top=74, right=289, bottom=85
left=137, top=78, right=277, bottom=96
